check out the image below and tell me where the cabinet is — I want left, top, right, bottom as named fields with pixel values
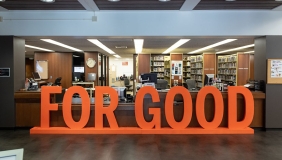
left=150, top=55, right=165, bottom=79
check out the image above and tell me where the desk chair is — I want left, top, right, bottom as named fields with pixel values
left=53, top=77, right=62, bottom=86
left=185, top=79, right=197, bottom=91
left=124, top=78, right=132, bottom=91
left=156, top=79, right=168, bottom=90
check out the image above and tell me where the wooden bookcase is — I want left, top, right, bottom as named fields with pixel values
left=182, top=55, right=191, bottom=81
left=190, top=55, right=203, bottom=88
left=217, top=52, right=252, bottom=86
left=150, top=54, right=165, bottom=79
left=164, top=55, right=171, bottom=87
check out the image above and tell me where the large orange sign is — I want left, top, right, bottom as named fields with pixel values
left=30, top=86, right=254, bottom=134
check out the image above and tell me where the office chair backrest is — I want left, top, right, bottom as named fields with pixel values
left=54, top=77, right=62, bottom=86
left=156, top=79, right=168, bottom=89
left=124, top=78, right=130, bottom=86
left=186, top=79, right=196, bottom=90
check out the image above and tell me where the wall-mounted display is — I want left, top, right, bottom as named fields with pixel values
left=0, top=68, right=10, bottom=77
left=267, top=59, right=282, bottom=84
left=171, top=61, right=182, bottom=76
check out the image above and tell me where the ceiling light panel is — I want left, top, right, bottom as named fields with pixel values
left=163, top=39, right=190, bottom=54
left=41, top=0, right=55, bottom=3
left=113, top=54, right=121, bottom=58
left=216, top=44, right=255, bottom=54
left=134, top=39, right=144, bottom=54
left=41, top=39, right=83, bottom=52
left=25, top=45, right=54, bottom=52
left=87, top=39, right=115, bottom=54
left=189, top=39, right=237, bottom=54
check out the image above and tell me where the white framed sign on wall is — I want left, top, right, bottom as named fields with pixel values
left=171, top=61, right=182, bottom=76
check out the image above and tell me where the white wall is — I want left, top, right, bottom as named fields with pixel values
left=109, top=57, right=133, bottom=78
left=1, top=10, right=282, bottom=36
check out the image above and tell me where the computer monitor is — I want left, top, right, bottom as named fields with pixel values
left=88, top=73, right=96, bottom=81
left=32, top=72, right=41, bottom=81
left=204, top=74, right=214, bottom=86
left=140, top=73, right=157, bottom=84
left=112, top=87, right=126, bottom=102
left=74, top=66, right=84, bottom=73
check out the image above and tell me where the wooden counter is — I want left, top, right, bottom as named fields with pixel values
left=14, top=90, right=265, bottom=128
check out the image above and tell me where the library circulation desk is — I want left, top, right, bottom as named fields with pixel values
left=14, top=89, right=265, bottom=128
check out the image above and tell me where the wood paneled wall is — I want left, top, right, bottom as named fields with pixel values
left=249, top=54, right=254, bottom=80
left=237, top=53, right=250, bottom=86
left=34, top=52, right=72, bottom=88
left=170, top=54, right=183, bottom=86
left=25, top=58, right=34, bottom=79
left=84, top=52, right=99, bottom=86
left=138, top=54, right=150, bottom=81
left=203, top=53, right=216, bottom=75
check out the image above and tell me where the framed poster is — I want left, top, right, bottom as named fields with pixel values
left=0, top=68, right=10, bottom=77
left=36, top=61, right=48, bottom=79
left=171, top=61, right=182, bottom=76
left=267, top=59, right=282, bottom=84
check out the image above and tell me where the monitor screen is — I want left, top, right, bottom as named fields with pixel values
left=32, top=72, right=41, bottom=81
left=112, top=87, right=126, bottom=101
left=140, top=73, right=157, bottom=84
left=204, top=74, right=214, bottom=86
left=88, top=73, right=96, bottom=81
left=74, top=66, right=84, bottom=73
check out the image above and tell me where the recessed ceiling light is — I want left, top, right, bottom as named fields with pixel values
left=134, top=39, right=144, bottom=54
left=87, top=39, right=116, bottom=54
left=189, top=39, right=237, bottom=54
left=216, top=44, right=255, bottom=54
left=225, top=0, right=236, bottom=1
left=41, top=39, right=83, bottom=52
left=25, top=45, right=54, bottom=52
left=41, top=0, right=55, bottom=3
left=159, top=0, right=170, bottom=2
left=163, top=39, right=190, bottom=54
left=108, top=0, right=120, bottom=2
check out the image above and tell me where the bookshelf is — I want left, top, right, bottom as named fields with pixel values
left=164, top=56, right=171, bottom=87
left=150, top=54, right=165, bottom=79
left=217, top=54, right=237, bottom=85
left=182, top=55, right=191, bottom=81
left=190, top=55, right=203, bottom=88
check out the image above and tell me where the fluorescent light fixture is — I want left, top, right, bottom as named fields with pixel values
left=41, top=39, right=83, bottom=52
left=0, top=0, right=5, bottom=2
left=41, top=0, right=55, bottom=3
left=216, top=44, right=255, bottom=54
left=108, top=0, right=120, bottom=1
left=134, top=39, right=144, bottom=54
left=25, top=45, right=54, bottom=52
left=244, top=51, right=254, bottom=54
left=189, top=39, right=237, bottom=54
left=87, top=39, right=115, bottom=54
left=159, top=0, right=170, bottom=1
left=163, top=39, right=190, bottom=54
left=113, top=54, right=121, bottom=58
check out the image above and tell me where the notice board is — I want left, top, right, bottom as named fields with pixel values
left=36, top=60, right=48, bottom=79
left=267, top=59, right=282, bottom=84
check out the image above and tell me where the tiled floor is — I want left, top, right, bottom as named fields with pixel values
left=1, top=129, right=282, bottom=160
